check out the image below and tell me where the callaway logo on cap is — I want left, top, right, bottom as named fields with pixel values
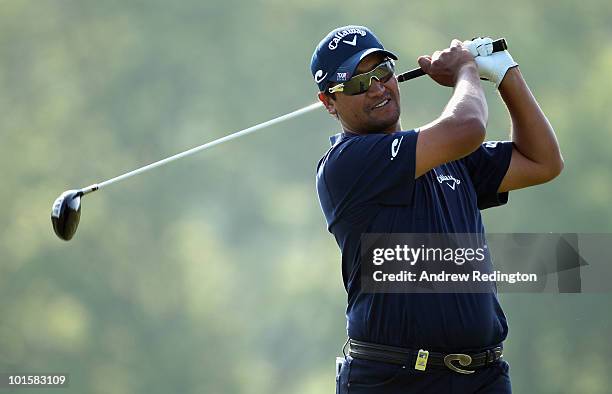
left=310, top=25, right=398, bottom=92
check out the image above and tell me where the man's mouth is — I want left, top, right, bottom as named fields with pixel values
left=372, top=98, right=390, bottom=109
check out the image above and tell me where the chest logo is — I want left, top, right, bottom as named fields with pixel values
left=391, top=136, right=403, bottom=160
left=437, top=174, right=461, bottom=190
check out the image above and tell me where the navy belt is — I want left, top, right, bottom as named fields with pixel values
left=348, top=339, right=503, bottom=374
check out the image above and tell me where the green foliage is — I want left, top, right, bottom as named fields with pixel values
left=1, top=1, right=611, bottom=392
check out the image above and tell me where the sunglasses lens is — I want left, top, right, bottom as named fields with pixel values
left=342, top=61, right=394, bottom=95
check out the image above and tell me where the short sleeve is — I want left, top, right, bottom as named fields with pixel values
left=317, top=130, right=418, bottom=228
left=461, top=141, right=514, bottom=210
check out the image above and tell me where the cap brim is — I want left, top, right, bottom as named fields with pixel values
left=329, top=48, right=398, bottom=82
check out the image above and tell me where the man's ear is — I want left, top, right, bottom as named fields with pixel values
left=318, top=92, right=337, bottom=116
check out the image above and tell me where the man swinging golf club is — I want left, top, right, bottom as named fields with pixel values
left=312, top=25, right=563, bottom=393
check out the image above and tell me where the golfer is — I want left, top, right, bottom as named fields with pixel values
left=312, top=26, right=563, bottom=393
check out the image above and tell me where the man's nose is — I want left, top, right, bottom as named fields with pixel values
left=367, top=77, right=385, bottom=96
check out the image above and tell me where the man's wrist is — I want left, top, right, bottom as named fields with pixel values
left=456, top=62, right=479, bottom=82
left=498, top=66, right=521, bottom=91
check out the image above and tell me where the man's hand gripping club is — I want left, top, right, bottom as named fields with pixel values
left=464, top=37, right=518, bottom=88
left=416, top=39, right=479, bottom=87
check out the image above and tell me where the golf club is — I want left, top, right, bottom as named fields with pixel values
left=51, top=38, right=508, bottom=241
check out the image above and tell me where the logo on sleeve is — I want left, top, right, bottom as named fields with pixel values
left=437, top=174, right=461, bottom=190
left=390, top=136, right=403, bottom=160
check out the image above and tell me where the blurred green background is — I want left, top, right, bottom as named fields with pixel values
left=1, top=0, right=611, bottom=393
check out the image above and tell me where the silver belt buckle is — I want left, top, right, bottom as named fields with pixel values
left=443, top=353, right=474, bottom=374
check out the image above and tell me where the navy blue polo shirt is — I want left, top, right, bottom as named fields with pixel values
left=316, top=130, right=513, bottom=352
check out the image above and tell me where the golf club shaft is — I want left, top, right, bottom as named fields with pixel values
left=78, top=38, right=508, bottom=195
left=78, top=101, right=324, bottom=195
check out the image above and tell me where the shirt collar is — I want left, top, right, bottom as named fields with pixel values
left=330, top=131, right=362, bottom=146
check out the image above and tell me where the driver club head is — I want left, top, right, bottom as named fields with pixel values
left=51, top=190, right=83, bottom=241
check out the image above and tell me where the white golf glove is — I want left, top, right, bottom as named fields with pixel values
left=465, top=37, right=494, bottom=57
left=465, top=37, right=518, bottom=88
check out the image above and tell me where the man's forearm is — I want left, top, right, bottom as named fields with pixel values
left=415, top=63, right=489, bottom=177
left=442, top=63, right=488, bottom=130
left=499, top=68, right=563, bottom=174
